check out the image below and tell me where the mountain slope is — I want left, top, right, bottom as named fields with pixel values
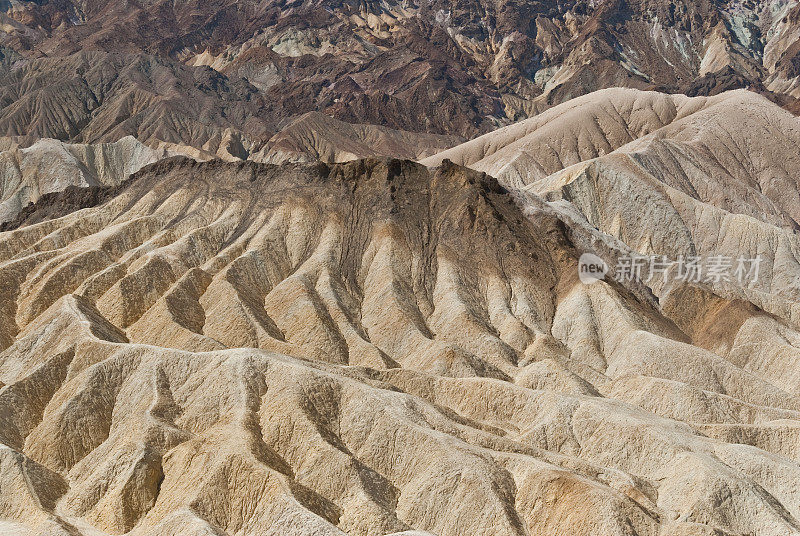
left=0, top=50, right=272, bottom=150
left=426, top=88, right=800, bottom=324
left=1, top=158, right=800, bottom=535
left=0, top=136, right=200, bottom=224
left=0, top=50, right=462, bottom=179
left=3, top=0, right=800, bottom=138
left=251, top=112, right=463, bottom=164
left=421, top=87, right=700, bottom=177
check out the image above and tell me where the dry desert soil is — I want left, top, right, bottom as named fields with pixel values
left=2, top=1, right=800, bottom=535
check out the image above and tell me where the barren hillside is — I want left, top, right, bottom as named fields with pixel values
left=425, top=88, right=800, bottom=324
left=2, top=0, right=800, bottom=532
left=1, top=156, right=799, bottom=535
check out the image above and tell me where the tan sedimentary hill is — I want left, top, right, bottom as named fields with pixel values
left=1, top=157, right=800, bottom=535
left=421, top=88, right=707, bottom=178
left=0, top=136, right=180, bottom=225
left=425, top=88, right=800, bottom=325
left=251, top=112, right=463, bottom=164
left=0, top=114, right=459, bottom=226
left=0, top=136, right=218, bottom=225
left=0, top=110, right=457, bottom=225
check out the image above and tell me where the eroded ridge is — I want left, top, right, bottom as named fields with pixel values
left=1, top=158, right=800, bottom=536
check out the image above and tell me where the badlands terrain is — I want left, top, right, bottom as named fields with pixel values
left=1, top=0, right=800, bottom=146
left=2, top=0, right=800, bottom=535
left=1, top=88, right=800, bottom=535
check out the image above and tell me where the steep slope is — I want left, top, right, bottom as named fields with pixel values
left=425, top=88, right=800, bottom=325
left=3, top=0, right=800, bottom=138
left=0, top=136, right=195, bottom=224
left=1, top=158, right=800, bottom=535
left=251, top=112, right=463, bottom=164
left=421, top=88, right=701, bottom=177
left=0, top=49, right=462, bottom=170
left=0, top=50, right=271, bottom=151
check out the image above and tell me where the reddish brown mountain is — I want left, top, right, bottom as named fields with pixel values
left=0, top=0, right=799, bottom=141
